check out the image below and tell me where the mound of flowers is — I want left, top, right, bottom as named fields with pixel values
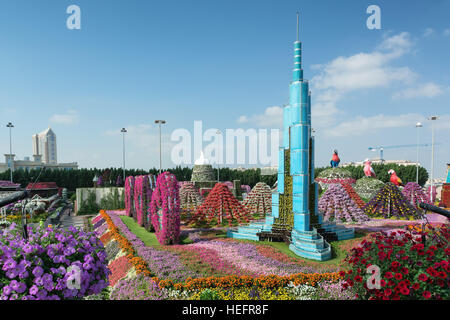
left=242, top=182, right=272, bottom=218
left=134, top=175, right=154, bottom=229
left=318, top=184, right=370, bottom=223
left=402, top=182, right=432, bottom=209
left=124, top=176, right=135, bottom=218
left=0, top=223, right=109, bottom=300
left=342, top=225, right=449, bottom=300
left=341, top=182, right=366, bottom=209
left=315, top=168, right=356, bottom=189
left=150, top=172, right=181, bottom=245
left=354, top=177, right=385, bottom=201
left=363, top=183, right=418, bottom=220
left=179, top=182, right=203, bottom=219
left=190, top=183, right=251, bottom=227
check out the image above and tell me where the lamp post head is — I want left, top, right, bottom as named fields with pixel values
left=155, top=120, right=166, bottom=124
left=6, top=122, right=13, bottom=128
left=416, top=122, right=422, bottom=127
left=427, top=116, right=439, bottom=121
left=121, top=128, right=127, bottom=133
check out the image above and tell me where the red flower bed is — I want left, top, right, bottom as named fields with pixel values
left=190, top=183, right=251, bottom=226
left=26, top=182, right=58, bottom=189
left=342, top=225, right=449, bottom=300
left=108, top=255, right=133, bottom=287
left=100, top=231, right=112, bottom=245
left=341, top=182, right=366, bottom=209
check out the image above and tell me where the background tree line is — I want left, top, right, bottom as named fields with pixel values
left=0, top=163, right=428, bottom=192
left=315, top=163, right=429, bottom=186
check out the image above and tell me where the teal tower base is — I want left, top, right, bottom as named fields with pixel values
left=227, top=14, right=354, bottom=261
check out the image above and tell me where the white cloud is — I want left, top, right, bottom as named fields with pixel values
left=423, top=28, right=435, bottom=37
left=325, top=113, right=425, bottom=137
left=393, top=82, right=446, bottom=99
left=105, top=124, right=175, bottom=151
left=49, top=110, right=79, bottom=125
left=236, top=106, right=283, bottom=128
left=310, top=32, right=417, bottom=129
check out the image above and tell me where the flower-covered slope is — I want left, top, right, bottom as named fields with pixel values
left=242, top=182, right=272, bottom=218
left=363, top=182, right=418, bottom=219
left=318, top=184, right=370, bottom=223
left=190, top=183, right=251, bottom=226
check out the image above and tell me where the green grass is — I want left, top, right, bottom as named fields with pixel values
left=120, top=216, right=194, bottom=247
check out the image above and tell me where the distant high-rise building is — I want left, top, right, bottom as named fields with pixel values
left=32, top=128, right=57, bottom=164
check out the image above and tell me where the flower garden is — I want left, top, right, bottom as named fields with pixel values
left=0, top=169, right=448, bottom=301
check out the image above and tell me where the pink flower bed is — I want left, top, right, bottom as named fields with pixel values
left=106, top=210, right=127, bottom=216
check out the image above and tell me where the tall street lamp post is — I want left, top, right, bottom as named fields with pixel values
left=428, top=116, right=439, bottom=203
left=154, top=120, right=166, bottom=174
left=415, top=122, right=422, bottom=184
left=6, top=122, right=14, bottom=182
left=121, top=128, right=127, bottom=185
left=216, top=130, right=222, bottom=182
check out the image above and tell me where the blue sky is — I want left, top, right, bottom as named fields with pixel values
left=0, top=0, right=449, bottom=178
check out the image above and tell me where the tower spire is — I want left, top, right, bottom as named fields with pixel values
left=293, top=12, right=303, bottom=81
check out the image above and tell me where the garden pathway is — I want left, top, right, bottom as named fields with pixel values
left=57, top=209, right=88, bottom=230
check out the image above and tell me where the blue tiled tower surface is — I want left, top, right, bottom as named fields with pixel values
left=227, top=14, right=354, bottom=260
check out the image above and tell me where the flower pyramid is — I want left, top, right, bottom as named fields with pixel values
left=354, top=177, right=385, bottom=200
left=363, top=182, right=418, bottom=219
left=190, top=183, right=251, bottom=226
left=318, top=184, right=370, bottom=223
left=340, top=182, right=366, bottom=209
left=315, top=167, right=356, bottom=190
left=242, top=182, right=272, bottom=218
left=179, top=182, right=204, bottom=218
left=402, top=182, right=431, bottom=209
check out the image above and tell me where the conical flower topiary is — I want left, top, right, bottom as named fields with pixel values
left=341, top=182, right=366, bottom=209
left=354, top=177, right=385, bottom=201
left=179, top=182, right=204, bottom=218
left=190, top=183, right=251, bottom=226
left=402, top=182, right=431, bottom=209
left=363, top=182, right=418, bottom=219
left=315, top=167, right=356, bottom=190
left=318, top=184, right=370, bottom=223
left=242, top=182, right=272, bottom=218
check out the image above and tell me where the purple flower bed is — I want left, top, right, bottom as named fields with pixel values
left=108, top=213, right=200, bottom=282
left=110, top=274, right=168, bottom=300
left=93, top=219, right=105, bottom=230
left=0, top=181, right=21, bottom=189
left=0, top=223, right=109, bottom=300
left=318, top=184, right=370, bottom=223
left=402, top=182, right=432, bottom=208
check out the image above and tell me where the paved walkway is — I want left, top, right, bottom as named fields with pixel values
left=57, top=208, right=89, bottom=230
